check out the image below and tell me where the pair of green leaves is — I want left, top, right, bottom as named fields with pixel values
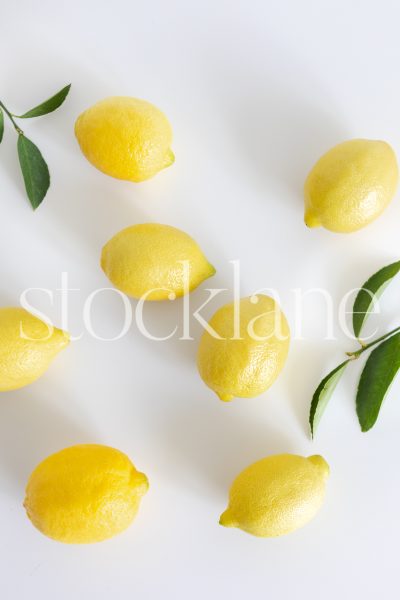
left=0, top=84, right=71, bottom=209
left=310, top=259, right=400, bottom=437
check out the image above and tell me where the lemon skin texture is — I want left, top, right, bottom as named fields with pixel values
left=101, top=223, right=216, bottom=301
left=24, top=444, right=149, bottom=544
left=197, top=295, right=290, bottom=401
left=220, top=454, right=329, bottom=537
left=0, top=308, right=69, bottom=392
left=75, top=96, right=174, bottom=182
left=304, top=139, right=398, bottom=233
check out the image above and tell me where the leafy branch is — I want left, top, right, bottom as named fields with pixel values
left=310, top=260, right=400, bottom=437
left=0, top=84, right=71, bottom=209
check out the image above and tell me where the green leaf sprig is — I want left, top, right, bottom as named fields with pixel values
left=0, top=84, right=71, bottom=209
left=310, top=259, right=400, bottom=437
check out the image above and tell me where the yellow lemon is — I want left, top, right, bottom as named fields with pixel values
left=75, top=96, right=174, bottom=182
left=304, top=139, right=398, bottom=233
left=197, top=295, right=289, bottom=401
left=101, top=223, right=215, bottom=301
left=0, top=308, right=69, bottom=391
left=220, top=454, right=329, bottom=537
left=24, top=444, right=149, bottom=544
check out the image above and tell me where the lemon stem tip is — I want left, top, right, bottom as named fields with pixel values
left=308, top=455, right=330, bottom=478
left=163, top=149, right=175, bottom=168
left=208, top=263, right=217, bottom=277
left=217, top=392, right=234, bottom=402
left=219, top=509, right=237, bottom=528
left=304, top=210, right=321, bottom=228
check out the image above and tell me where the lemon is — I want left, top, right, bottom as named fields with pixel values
left=0, top=308, right=69, bottom=391
left=101, top=223, right=215, bottom=301
left=220, top=454, right=329, bottom=537
left=24, top=444, right=149, bottom=544
left=197, top=295, right=289, bottom=401
left=75, top=96, right=174, bottom=182
left=304, top=139, right=398, bottom=233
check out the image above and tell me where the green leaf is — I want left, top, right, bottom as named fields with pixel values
left=353, top=260, right=400, bottom=338
left=15, top=84, right=71, bottom=119
left=0, top=108, right=4, bottom=143
left=309, top=359, right=349, bottom=437
left=356, top=331, right=400, bottom=431
left=17, top=135, right=50, bottom=209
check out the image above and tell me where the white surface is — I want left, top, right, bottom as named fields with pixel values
left=1, top=1, right=400, bottom=598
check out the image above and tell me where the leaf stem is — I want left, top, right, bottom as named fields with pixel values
left=0, top=101, right=24, bottom=135
left=346, top=325, right=400, bottom=359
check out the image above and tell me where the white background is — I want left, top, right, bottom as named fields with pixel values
left=1, top=1, right=400, bottom=598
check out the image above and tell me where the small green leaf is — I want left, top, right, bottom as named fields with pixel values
left=17, top=135, right=50, bottom=209
left=15, top=84, right=71, bottom=119
left=353, top=260, right=400, bottom=338
left=309, top=360, right=349, bottom=437
left=356, top=331, right=400, bottom=432
left=0, top=108, right=4, bottom=143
